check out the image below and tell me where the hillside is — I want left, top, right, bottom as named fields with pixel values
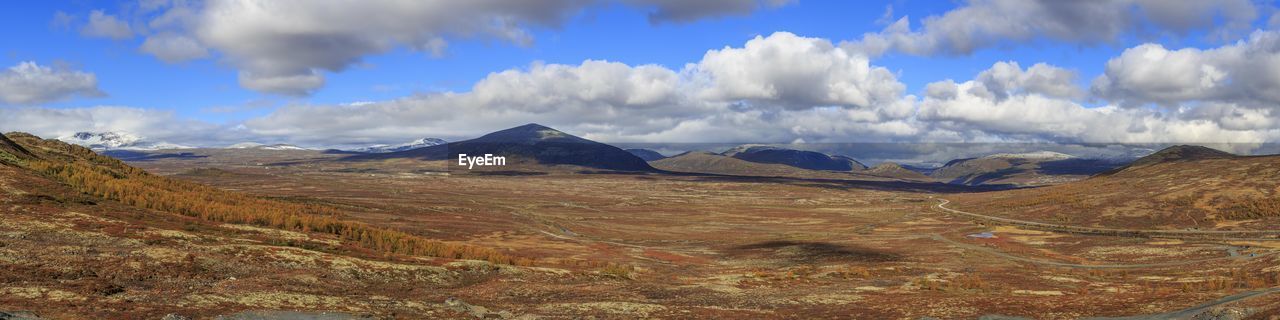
left=951, top=145, right=1280, bottom=230
left=650, top=151, right=891, bottom=181
left=723, top=145, right=867, bottom=171
left=347, top=124, right=655, bottom=172
left=864, top=162, right=930, bottom=180
left=931, top=152, right=1123, bottom=186
left=625, top=148, right=668, bottom=161
left=0, top=133, right=588, bottom=318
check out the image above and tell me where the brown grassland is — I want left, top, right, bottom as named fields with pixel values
left=3, top=135, right=1280, bottom=319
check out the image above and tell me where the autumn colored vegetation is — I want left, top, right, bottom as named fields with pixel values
left=5, top=133, right=534, bottom=266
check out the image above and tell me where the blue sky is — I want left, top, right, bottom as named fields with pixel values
left=2, top=1, right=1279, bottom=148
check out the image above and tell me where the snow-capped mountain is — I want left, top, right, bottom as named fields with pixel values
left=228, top=142, right=311, bottom=151
left=227, top=142, right=266, bottom=149
left=346, top=138, right=446, bottom=153
left=981, top=151, right=1075, bottom=160
left=58, top=132, right=190, bottom=151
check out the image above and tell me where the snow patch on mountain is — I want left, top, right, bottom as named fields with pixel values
left=981, top=151, right=1074, bottom=160
left=58, top=132, right=190, bottom=150
left=347, top=138, right=446, bottom=153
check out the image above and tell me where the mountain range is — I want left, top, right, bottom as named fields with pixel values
left=62, top=126, right=1150, bottom=186
left=955, top=145, right=1278, bottom=230
left=345, top=138, right=447, bottom=153
left=346, top=123, right=655, bottom=172
left=927, top=151, right=1127, bottom=186
left=722, top=145, right=868, bottom=171
left=58, top=131, right=191, bottom=151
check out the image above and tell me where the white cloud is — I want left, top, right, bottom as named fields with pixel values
left=976, top=61, right=1082, bottom=101
left=920, top=62, right=1280, bottom=143
left=80, top=10, right=134, bottom=39
left=240, top=32, right=915, bottom=145
left=233, top=32, right=1280, bottom=146
left=0, top=62, right=105, bottom=105
left=689, top=32, right=903, bottom=109
left=130, top=0, right=793, bottom=95
left=843, top=0, right=1260, bottom=57
left=1093, top=30, right=1280, bottom=108
left=140, top=33, right=210, bottom=63
left=0, top=106, right=246, bottom=147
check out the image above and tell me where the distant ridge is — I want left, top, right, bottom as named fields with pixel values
left=626, top=148, right=668, bottom=161
left=721, top=145, right=867, bottom=171
left=932, top=150, right=1122, bottom=186
left=347, top=138, right=447, bottom=153
left=865, top=162, right=930, bottom=180
left=346, top=123, right=655, bottom=172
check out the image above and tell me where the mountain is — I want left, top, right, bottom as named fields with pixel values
left=626, top=148, right=668, bottom=161
left=721, top=145, right=867, bottom=171
left=346, top=123, right=655, bottom=172
left=864, top=162, right=930, bottom=180
left=931, top=151, right=1123, bottom=186
left=58, top=131, right=190, bottom=151
left=651, top=151, right=834, bottom=177
left=1117, top=145, right=1235, bottom=170
left=953, top=146, right=1280, bottom=230
left=347, top=138, right=447, bottom=153
left=228, top=142, right=311, bottom=151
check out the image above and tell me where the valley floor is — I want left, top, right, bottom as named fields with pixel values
left=4, top=152, right=1280, bottom=318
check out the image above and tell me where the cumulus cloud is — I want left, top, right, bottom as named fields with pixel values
left=230, top=33, right=1280, bottom=146
left=80, top=10, right=134, bottom=39
left=629, top=0, right=792, bottom=23
left=920, top=62, right=1280, bottom=143
left=0, top=62, right=105, bottom=105
left=240, top=32, right=916, bottom=145
left=843, top=0, right=1260, bottom=57
left=689, top=32, right=903, bottom=109
left=1092, top=30, right=1280, bottom=108
left=0, top=106, right=250, bottom=147
left=127, top=0, right=792, bottom=95
left=140, top=33, right=210, bottom=63
left=975, top=61, right=1082, bottom=101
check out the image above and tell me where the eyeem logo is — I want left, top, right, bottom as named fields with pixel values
left=458, top=154, right=506, bottom=169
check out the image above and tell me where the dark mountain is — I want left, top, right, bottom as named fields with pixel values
left=721, top=145, right=867, bottom=171
left=626, top=148, right=668, bottom=161
left=346, top=123, right=655, bottom=172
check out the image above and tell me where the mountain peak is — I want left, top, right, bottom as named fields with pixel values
left=1130, top=145, right=1236, bottom=167
left=473, top=123, right=590, bottom=144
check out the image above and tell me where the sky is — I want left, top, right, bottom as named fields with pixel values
left=2, top=0, right=1280, bottom=151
